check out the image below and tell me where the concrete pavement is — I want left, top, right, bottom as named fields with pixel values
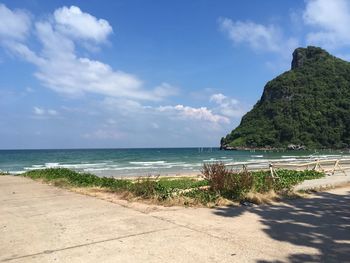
left=1, top=175, right=349, bottom=262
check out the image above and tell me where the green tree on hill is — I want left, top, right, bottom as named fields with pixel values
left=221, top=46, right=350, bottom=150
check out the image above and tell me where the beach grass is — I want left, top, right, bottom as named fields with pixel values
left=21, top=166, right=324, bottom=206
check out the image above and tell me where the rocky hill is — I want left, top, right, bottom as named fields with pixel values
left=221, top=46, right=350, bottom=150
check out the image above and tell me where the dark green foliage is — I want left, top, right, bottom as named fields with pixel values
left=24, top=168, right=132, bottom=190
left=182, top=189, right=220, bottom=205
left=129, top=178, right=158, bottom=198
left=158, top=177, right=208, bottom=190
left=272, top=169, right=325, bottom=191
left=222, top=46, right=350, bottom=149
left=201, top=163, right=324, bottom=199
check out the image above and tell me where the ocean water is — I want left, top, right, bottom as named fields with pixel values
left=0, top=148, right=349, bottom=177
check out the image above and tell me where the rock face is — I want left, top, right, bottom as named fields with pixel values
left=221, top=46, right=350, bottom=150
left=291, top=46, right=329, bottom=70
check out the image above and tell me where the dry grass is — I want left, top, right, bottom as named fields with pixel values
left=244, top=190, right=308, bottom=205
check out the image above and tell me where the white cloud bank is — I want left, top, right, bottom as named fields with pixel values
left=157, top=104, right=230, bottom=124
left=210, top=93, right=244, bottom=118
left=0, top=4, right=31, bottom=41
left=1, top=3, right=247, bottom=146
left=218, top=17, right=298, bottom=55
left=53, top=6, right=113, bottom=43
left=220, top=0, right=350, bottom=56
left=303, top=0, right=350, bottom=48
left=1, top=4, right=176, bottom=101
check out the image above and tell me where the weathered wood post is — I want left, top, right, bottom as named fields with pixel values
left=269, top=163, right=276, bottom=181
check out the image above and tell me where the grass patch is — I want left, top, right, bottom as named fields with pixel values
left=21, top=165, right=324, bottom=207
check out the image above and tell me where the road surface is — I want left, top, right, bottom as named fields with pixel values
left=1, top=175, right=349, bottom=262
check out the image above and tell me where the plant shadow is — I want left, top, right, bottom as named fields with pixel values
left=213, top=191, right=350, bottom=262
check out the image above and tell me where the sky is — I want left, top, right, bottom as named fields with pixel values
left=1, top=0, right=350, bottom=149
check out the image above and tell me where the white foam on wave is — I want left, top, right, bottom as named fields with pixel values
left=203, top=158, right=221, bottom=162
left=24, top=167, right=46, bottom=170
left=10, top=171, right=26, bottom=175
left=45, top=162, right=60, bottom=168
left=129, top=161, right=166, bottom=166
left=59, top=163, right=109, bottom=169
left=251, top=155, right=264, bottom=158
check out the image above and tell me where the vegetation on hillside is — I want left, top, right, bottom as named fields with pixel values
left=22, top=166, right=324, bottom=206
left=221, top=46, right=350, bottom=149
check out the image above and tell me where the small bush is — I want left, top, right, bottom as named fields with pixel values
left=201, top=163, right=254, bottom=199
left=128, top=177, right=158, bottom=198
left=201, top=162, right=231, bottom=191
left=221, top=170, right=254, bottom=199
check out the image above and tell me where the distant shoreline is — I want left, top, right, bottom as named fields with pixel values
left=220, top=146, right=350, bottom=152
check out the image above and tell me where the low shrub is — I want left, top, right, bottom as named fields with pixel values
left=23, top=168, right=132, bottom=191
left=201, top=163, right=325, bottom=200
left=158, top=177, right=208, bottom=190
left=272, top=169, right=324, bottom=191
left=202, top=163, right=254, bottom=199
left=201, top=162, right=231, bottom=191
left=182, top=189, right=219, bottom=205
left=128, top=177, right=158, bottom=198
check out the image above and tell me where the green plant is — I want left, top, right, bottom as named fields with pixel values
left=182, top=189, right=219, bottom=205
left=221, top=46, right=350, bottom=149
left=128, top=177, right=158, bottom=198
left=201, top=162, right=231, bottom=191
left=23, top=168, right=132, bottom=191
left=201, top=163, right=325, bottom=201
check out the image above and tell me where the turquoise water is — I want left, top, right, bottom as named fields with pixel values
left=0, top=148, right=349, bottom=177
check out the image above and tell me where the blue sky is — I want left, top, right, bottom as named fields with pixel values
left=1, top=0, right=349, bottom=149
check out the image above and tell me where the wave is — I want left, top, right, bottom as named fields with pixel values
left=10, top=170, right=26, bottom=175
left=129, top=161, right=166, bottom=165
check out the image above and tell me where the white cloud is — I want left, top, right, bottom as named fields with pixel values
left=33, top=107, right=58, bottom=116
left=54, top=6, right=112, bottom=43
left=33, top=107, right=45, bottom=115
left=210, top=93, right=245, bottom=118
left=218, top=17, right=298, bottom=55
left=1, top=4, right=174, bottom=101
left=0, top=4, right=31, bottom=41
left=153, top=82, right=179, bottom=98
left=157, top=104, right=229, bottom=124
left=303, top=0, right=350, bottom=48
left=210, top=93, right=229, bottom=104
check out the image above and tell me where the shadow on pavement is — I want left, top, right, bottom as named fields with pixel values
left=213, top=191, right=350, bottom=262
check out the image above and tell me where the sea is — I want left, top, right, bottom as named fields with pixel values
left=1, top=148, right=349, bottom=177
